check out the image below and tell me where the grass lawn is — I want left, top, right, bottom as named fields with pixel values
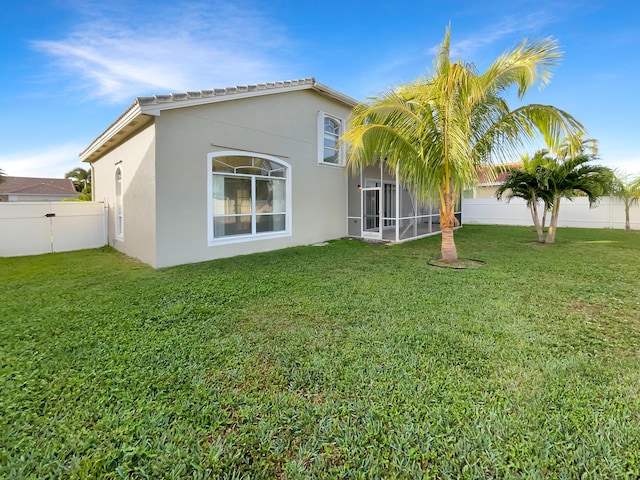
left=1, top=225, right=640, bottom=479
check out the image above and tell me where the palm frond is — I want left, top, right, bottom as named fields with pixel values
left=341, top=26, right=586, bottom=231
left=482, top=37, right=562, bottom=99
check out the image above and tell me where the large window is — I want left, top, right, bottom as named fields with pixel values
left=115, top=166, right=123, bottom=239
left=208, top=152, right=291, bottom=244
left=318, top=111, right=344, bottom=166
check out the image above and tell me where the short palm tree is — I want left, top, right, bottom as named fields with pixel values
left=0, top=168, right=5, bottom=184
left=538, top=152, right=613, bottom=243
left=496, top=152, right=553, bottom=242
left=342, top=27, right=585, bottom=263
left=611, top=172, right=640, bottom=231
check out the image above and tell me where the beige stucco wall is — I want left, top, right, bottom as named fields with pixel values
left=90, top=123, right=157, bottom=266
left=151, top=89, right=353, bottom=268
left=474, top=185, right=499, bottom=199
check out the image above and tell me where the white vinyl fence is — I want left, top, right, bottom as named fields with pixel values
left=0, top=202, right=107, bottom=257
left=462, top=196, right=640, bottom=230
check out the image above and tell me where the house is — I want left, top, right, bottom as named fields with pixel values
left=81, top=78, right=448, bottom=268
left=0, top=176, right=79, bottom=202
left=464, top=163, right=522, bottom=199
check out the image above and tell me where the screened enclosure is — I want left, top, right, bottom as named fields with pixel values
left=347, top=162, right=462, bottom=242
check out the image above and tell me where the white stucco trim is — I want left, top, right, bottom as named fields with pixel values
left=317, top=111, right=346, bottom=167
left=80, top=103, right=143, bottom=162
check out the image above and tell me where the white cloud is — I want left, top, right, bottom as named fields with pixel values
left=354, top=5, right=568, bottom=97
left=442, top=11, right=558, bottom=60
left=0, top=143, right=86, bottom=178
left=32, top=1, right=294, bottom=103
left=603, top=156, right=640, bottom=176
left=426, top=1, right=595, bottom=62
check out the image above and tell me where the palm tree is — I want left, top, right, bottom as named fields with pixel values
left=496, top=152, right=553, bottom=242
left=65, top=167, right=91, bottom=192
left=342, top=27, right=585, bottom=263
left=0, top=168, right=5, bottom=184
left=552, top=136, right=599, bottom=159
left=611, top=172, right=640, bottom=231
left=65, top=167, right=92, bottom=201
left=537, top=152, right=613, bottom=243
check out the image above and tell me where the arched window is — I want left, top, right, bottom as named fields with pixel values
left=115, top=167, right=123, bottom=238
left=318, top=111, right=344, bottom=166
left=208, top=152, right=291, bottom=244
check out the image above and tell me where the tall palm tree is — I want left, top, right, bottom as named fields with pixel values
left=342, top=27, right=585, bottom=263
left=552, top=136, right=599, bottom=159
left=611, top=172, right=640, bottom=231
left=496, top=152, right=553, bottom=242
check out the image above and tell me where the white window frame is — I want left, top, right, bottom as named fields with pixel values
left=115, top=166, right=124, bottom=240
left=207, top=151, right=292, bottom=246
left=317, top=111, right=345, bottom=167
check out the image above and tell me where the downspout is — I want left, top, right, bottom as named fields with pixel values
left=90, top=162, right=108, bottom=246
left=90, top=163, right=95, bottom=201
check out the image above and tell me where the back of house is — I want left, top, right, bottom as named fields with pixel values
left=81, top=78, right=357, bottom=268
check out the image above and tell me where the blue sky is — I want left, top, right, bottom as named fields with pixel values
left=1, top=0, right=639, bottom=178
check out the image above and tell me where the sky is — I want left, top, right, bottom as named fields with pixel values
left=1, top=0, right=639, bottom=178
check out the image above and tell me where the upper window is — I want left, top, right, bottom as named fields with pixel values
left=115, top=167, right=123, bottom=239
left=318, top=112, right=344, bottom=166
left=207, top=152, right=291, bottom=245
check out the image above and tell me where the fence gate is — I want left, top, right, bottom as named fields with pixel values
left=0, top=202, right=107, bottom=257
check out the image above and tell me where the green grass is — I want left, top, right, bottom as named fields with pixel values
left=1, top=225, right=640, bottom=479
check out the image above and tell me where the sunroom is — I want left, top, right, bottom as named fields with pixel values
left=347, top=162, right=462, bottom=242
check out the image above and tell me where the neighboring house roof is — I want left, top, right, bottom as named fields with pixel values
left=80, top=77, right=360, bottom=164
left=0, top=176, right=78, bottom=196
left=477, top=163, right=522, bottom=185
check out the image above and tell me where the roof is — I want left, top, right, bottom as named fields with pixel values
left=477, top=163, right=522, bottom=185
left=0, top=176, right=78, bottom=196
left=80, top=77, right=359, bottom=164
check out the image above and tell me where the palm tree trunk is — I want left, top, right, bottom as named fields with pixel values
left=530, top=199, right=544, bottom=242
left=625, top=201, right=631, bottom=231
left=541, top=203, right=548, bottom=232
left=545, top=197, right=560, bottom=244
left=440, top=192, right=458, bottom=262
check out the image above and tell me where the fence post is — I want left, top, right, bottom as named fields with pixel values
left=46, top=201, right=55, bottom=252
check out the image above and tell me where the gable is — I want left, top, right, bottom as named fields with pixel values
left=80, top=78, right=358, bottom=164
